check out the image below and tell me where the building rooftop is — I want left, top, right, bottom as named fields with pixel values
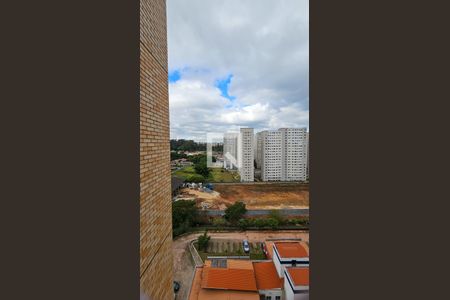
left=201, top=268, right=257, bottom=291
left=287, top=267, right=309, bottom=286
left=253, top=261, right=283, bottom=290
left=189, top=266, right=259, bottom=300
left=274, top=242, right=308, bottom=258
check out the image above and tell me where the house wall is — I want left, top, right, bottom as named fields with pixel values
left=140, top=0, right=173, bottom=299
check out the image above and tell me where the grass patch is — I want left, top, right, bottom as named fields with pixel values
left=172, top=166, right=196, bottom=179
left=172, top=166, right=240, bottom=183
left=208, top=168, right=240, bottom=183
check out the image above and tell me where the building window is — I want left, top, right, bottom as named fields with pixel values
left=275, top=297, right=281, bottom=300
left=266, top=297, right=272, bottom=300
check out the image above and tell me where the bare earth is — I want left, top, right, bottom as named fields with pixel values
left=173, top=230, right=309, bottom=300
left=177, top=183, right=309, bottom=209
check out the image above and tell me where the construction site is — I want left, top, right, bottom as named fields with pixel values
left=174, top=182, right=309, bottom=210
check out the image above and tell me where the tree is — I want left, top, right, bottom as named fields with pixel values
left=172, top=200, right=197, bottom=229
left=194, top=162, right=210, bottom=177
left=198, top=231, right=211, bottom=252
left=224, top=201, right=247, bottom=224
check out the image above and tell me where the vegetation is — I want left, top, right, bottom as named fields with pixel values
left=208, top=168, right=239, bottom=182
left=172, top=200, right=198, bottom=237
left=194, top=161, right=210, bottom=177
left=224, top=202, right=247, bottom=224
left=170, top=139, right=206, bottom=151
left=170, top=152, right=188, bottom=161
left=197, top=231, right=211, bottom=251
left=194, top=239, right=266, bottom=261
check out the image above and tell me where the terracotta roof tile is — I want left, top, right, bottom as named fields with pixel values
left=287, top=267, right=309, bottom=286
left=274, top=242, right=308, bottom=258
left=202, top=268, right=257, bottom=291
left=253, top=262, right=282, bottom=290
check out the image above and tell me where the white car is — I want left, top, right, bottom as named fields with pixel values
left=243, top=240, right=250, bottom=253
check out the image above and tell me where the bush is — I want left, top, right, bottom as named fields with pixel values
left=224, top=202, right=247, bottom=224
left=186, top=174, right=205, bottom=183
left=213, top=217, right=227, bottom=228
left=198, top=231, right=211, bottom=251
left=238, top=218, right=248, bottom=230
left=269, top=210, right=285, bottom=225
left=266, top=218, right=280, bottom=229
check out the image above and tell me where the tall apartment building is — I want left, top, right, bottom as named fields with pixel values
left=306, top=132, right=309, bottom=179
left=223, top=132, right=238, bottom=169
left=280, top=128, right=308, bottom=181
left=259, top=130, right=283, bottom=181
left=237, top=128, right=254, bottom=182
left=140, top=0, right=173, bottom=299
left=257, top=128, right=308, bottom=182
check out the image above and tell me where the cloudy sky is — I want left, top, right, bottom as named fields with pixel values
left=167, top=0, right=309, bottom=141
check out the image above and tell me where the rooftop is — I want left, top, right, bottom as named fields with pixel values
left=190, top=266, right=259, bottom=300
left=274, top=242, right=308, bottom=259
left=287, top=267, right=310, bottom=286
left=253, top=261, right=283, bottom=290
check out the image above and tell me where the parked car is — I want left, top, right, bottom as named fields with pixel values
left=173, top=281, right=180, bottom=293
left=243, top=240, right=250, bottom=253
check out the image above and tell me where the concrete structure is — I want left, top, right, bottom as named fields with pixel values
left=280, top=128, right=308, bottom=181
left=272, top=242, right=309, bottom=278
left=255, top=132, right=263, bottom=170
left=140, top=0, right=173, bottom=299
left=260, top=130, right=283, bottom=181
left=256, top=128, right=308, bottom=182
left=238, top=128, right=254, bottom=182
left=223, top=132, right=239, bottom=170
left=284, top=267, right=310, bottom=300
left=306, top=132, right=309, bottom=180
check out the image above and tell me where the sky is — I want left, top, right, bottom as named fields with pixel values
left=167, top=0, right=309, bottom=142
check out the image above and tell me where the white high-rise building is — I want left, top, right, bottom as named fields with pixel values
left=256, top=128, right=308, bottom=182
left=306, top=132, right=309, bottom=180
left=223, top=132, right=238, bottom=169
left=260, top=130, right=283, bottom=181
left=280, top=128, right=308, bottom=181
left=237, top=128, right=254, bottom=182
left=255, top=132, right=263, bottom=170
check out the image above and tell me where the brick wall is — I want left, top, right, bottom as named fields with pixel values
left=140, top=0, right=173, bottom=299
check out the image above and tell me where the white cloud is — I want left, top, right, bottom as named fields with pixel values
left=167, top=0, right=309, bottom=140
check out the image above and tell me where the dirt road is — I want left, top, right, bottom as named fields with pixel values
left=173, top=230, right=309, bottom=300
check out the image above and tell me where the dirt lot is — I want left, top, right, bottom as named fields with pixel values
left=177, top=183, right=309, bottom=209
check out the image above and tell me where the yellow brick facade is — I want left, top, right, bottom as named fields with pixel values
left=140, top=0, right=173, bottom=299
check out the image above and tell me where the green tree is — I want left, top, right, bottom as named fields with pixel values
left=172, top=200, right=197, bottom=229
left=198, top=231, right=211, bottom=252
left=194, top=162, right=210, bottom=177
left=224, top=201, right=247, bottom=224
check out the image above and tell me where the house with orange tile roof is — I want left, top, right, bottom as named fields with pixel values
left=189, top=241, right=310, bottom=300
left=272, top=242, right=309, bottom=278
left=283, top=266, right=309, bottom=300
left=253, top=261, right=283, bottom=300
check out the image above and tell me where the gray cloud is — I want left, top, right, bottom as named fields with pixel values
left=167, top=0, right=309, bottom=141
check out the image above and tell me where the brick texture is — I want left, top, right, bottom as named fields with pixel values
left=140, top=0, right=173, bottom=299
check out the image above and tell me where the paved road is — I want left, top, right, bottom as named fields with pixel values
left=173, top=230, right=309, bottom=300
left=204, top=208, right=309, bottom=216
